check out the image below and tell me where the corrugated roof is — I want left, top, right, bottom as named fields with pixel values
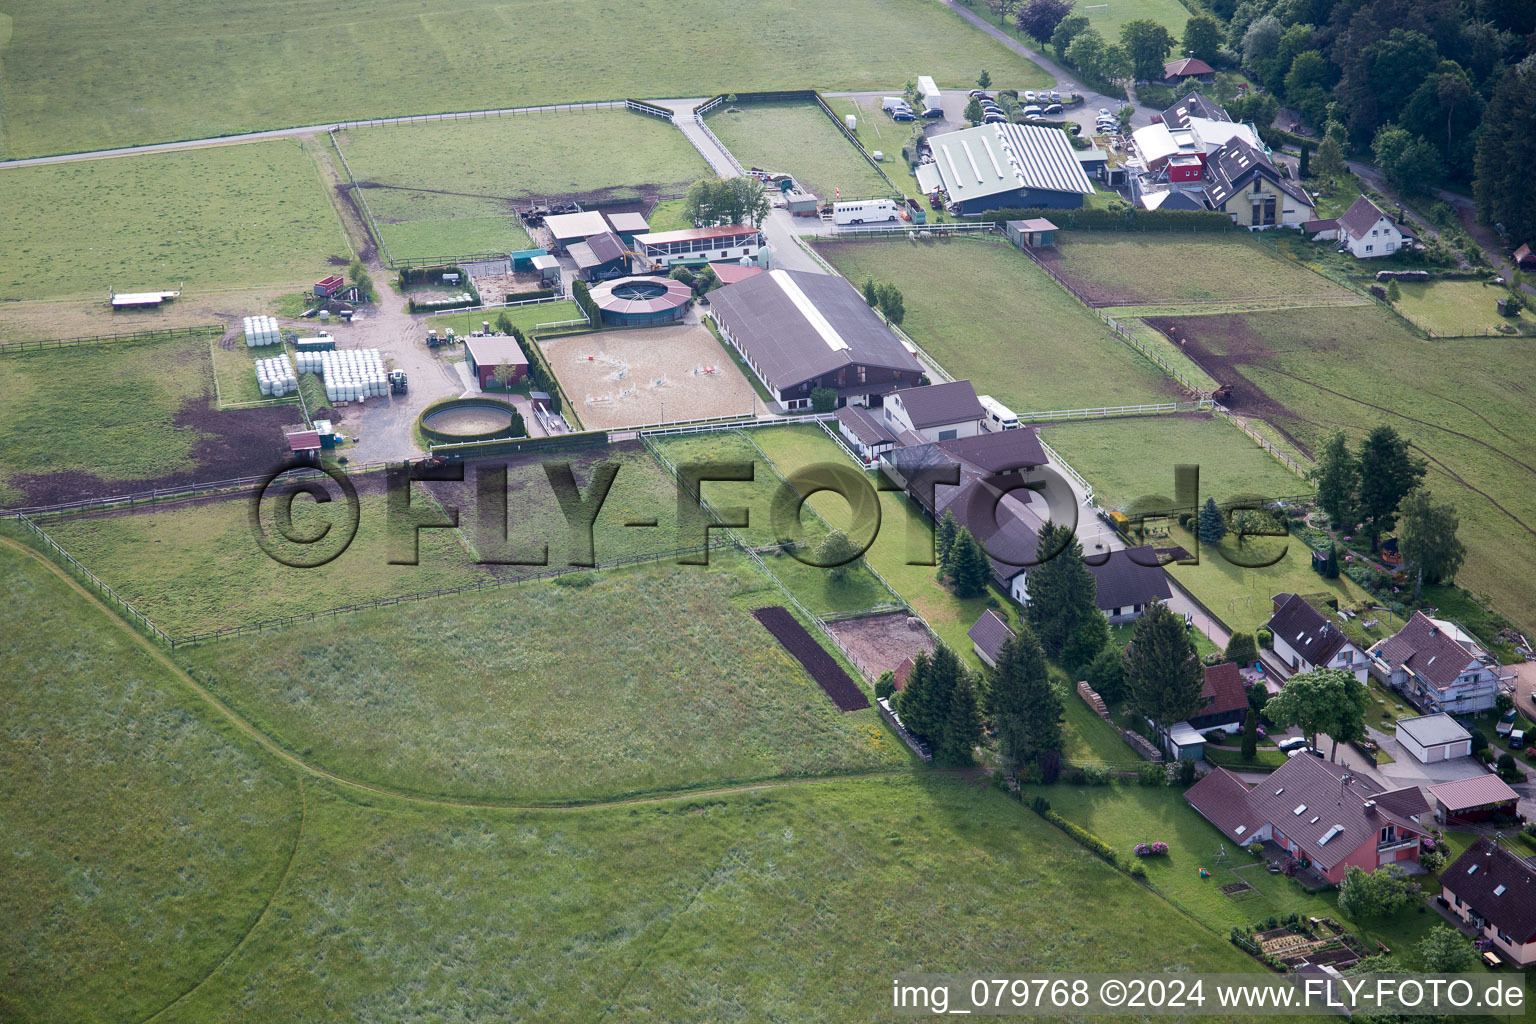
left=931, top=123, right=1094, bottom=206
left=1428, top=775, right=1520, bottom=812
left=635, top=224, right=762, bottom=246
left=709, top=262, right=765, bottom=285
left=707, top=269, right=920, bottom=391
left=287, top=430, right=321, bottom=451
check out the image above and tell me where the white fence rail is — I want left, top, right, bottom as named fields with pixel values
left=1038, top=436, right=1094, bottom=504
left=1014, top=400, right=1210, bottom=422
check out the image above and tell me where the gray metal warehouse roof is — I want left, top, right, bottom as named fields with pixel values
left=931, top=123, right=1095, bottom=207
left=707, top=269, right=921, bottom=390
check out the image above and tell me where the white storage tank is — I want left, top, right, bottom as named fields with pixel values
left=845, top=114, right=857, bottom=131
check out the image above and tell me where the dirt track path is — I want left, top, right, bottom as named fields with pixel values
left=2, top=535, right=931, bottom=811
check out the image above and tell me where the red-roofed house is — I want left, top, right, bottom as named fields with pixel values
left=1162, top=57, right=1215, bottom=84
left=1187, top=662, right=1251, bottom=731
left=1265, top=593, right=1367, bottom=682
left=1185, top=754, right=1430, bottom=884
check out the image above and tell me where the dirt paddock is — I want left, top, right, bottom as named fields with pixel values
left=541, top=324, right=756, bottom=429
left=826, top=612, right=936, bottom=683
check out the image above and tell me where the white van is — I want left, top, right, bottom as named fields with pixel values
left=978, top=394, right=1021, bottom=432
left=833, top=199, right=900, bottom=226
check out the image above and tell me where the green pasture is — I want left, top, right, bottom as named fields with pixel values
left=707, top=102, right=891, bottom=200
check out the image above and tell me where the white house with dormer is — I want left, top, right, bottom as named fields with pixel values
left=1338, top=196, right=1413, bottom=259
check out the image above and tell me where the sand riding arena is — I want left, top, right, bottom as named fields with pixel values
left=540, top=324, right=757, bottom=429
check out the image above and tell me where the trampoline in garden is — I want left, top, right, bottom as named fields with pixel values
left=589, top=276, right=692, bottom=326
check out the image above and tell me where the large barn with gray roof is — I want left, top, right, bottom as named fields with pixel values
left=707, top=269, right=923, bottom=411
left=925, top=123, right=1096, bottom=215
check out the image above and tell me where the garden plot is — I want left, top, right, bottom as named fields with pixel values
left=752, top=605, right=870, bottom=710
left=542, top=325, right=757, bottom=429
left=1391, top=277, right=1518, bottom=336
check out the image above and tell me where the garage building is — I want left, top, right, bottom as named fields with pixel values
left=1395, top=713, right=1473, bottom=763
left=464, top=336, right=530, bottom=390
left=928, top=123, right=1095, bottom=215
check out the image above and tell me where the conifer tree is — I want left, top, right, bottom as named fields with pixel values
left=1196, top=496, right=1227, bottom=544
left=1025, top=521, right=1098, bottom=658
left=987, top=623, right=1062, bottom=769
left=948, top=527, right=991, bottom=598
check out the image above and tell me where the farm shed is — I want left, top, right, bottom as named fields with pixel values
left=464, top=336, right=530, bottom=389
left=928, top=123, right=1095, bottom=215
left=287, top=430, right=321, bottom=463
left=1162, top=57, right=1215, bottom=84
left=709, top=262, right=765, bottom=286
left=835, top=405, right=898, bottom=465
left=1428, top=776, right=1519, bottom=825
left=531, top=254, right=562, bottom=285
left=1006, top=218, right=1058, bottom=249
left=1514, top=243, right=1536, bottom=271
left=604, top=211, right=650, bottom=247
left=968, top=609, right=1015, bottom=669
left=568, top=231, right=629, bottom=281
left=544, top=210, right=610, bottom=250
left=509, top=248, right=548, bottom=270
left=1394, top=714, right=1472, bottom=764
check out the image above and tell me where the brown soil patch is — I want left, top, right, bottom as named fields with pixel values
left=826, top=612, right=936, bottom=683
left=1031, top=245, right=1137, bottom=306
left=1144, top=314, right=1315, bottom=455
left=11, top=396, right=295, bottom=507
left=541, top=325, right=756, bottom=429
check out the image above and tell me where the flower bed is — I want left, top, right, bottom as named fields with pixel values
left=1134, top=841, right=1169, bottom=857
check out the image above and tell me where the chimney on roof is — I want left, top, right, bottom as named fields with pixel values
left=1363, top=800, right=1376, bottom=814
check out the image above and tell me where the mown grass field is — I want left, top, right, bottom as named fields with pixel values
left=706, top=102, right=891, bottom=200
left=0, top=142, right=347, bottom=301
left=1392, top=277, right=1516, bottom=337
left=374, top=213, right=533, bottom=263
left=1159, top=304, right=1536, bottom=635
left=968, top=0, right=1197, bottom=49
left=336, top=110, right=708, bottom=210
left=815, top=238, right=1179, bottom=413
left=209, top=339, right=299, bottom=408
left=1045, top=232, right=1354, bottom=307
left=177, top=555, right=908, bottom=803
left=39, top=444, right=680, bottom=635
left=0, top=543, right=299, bottom=1024
left=427, top=300, right=586, bottom=338
left=1039, top=414, right=1308, bottom=512
left=0, top=333, right=217, bottom=504
left=0, top=0, right=1049, bottom=158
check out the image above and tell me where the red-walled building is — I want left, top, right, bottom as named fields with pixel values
left=1186, top=754, right=1430, bottom=884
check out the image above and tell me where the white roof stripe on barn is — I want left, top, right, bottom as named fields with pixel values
left=769, top=269, right=848, bottom=352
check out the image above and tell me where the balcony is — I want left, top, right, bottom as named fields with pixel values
left=1377, top=836, right=1419, bottom=854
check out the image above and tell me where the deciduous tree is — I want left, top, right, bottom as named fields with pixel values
left=1182, top=14, right=1223, bottom=63
left=1224, top=631, right=1258, bottom=668
left=1016, top=0, right=1074, bottom=44
left=1416, top=925, right=1476, bottom=972
left=1338, top=865, right=1418, bottom=919
left=1052, top=14, right=1091, bottom=59
left=1263, top=667, right=1368, bottom=760
left=818, top=529, right=862, bottom=583
left=1397, top=487, right=1465, bottom=596
left=1121, top=19, right=1177, bottom=83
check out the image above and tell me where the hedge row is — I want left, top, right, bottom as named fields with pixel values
left=399, top=265, right=468, bottom=288
left=980, top=205, right=1237, bottom=232
left=505, top=288, right=555, bottom=302
left=1038, top=806, right=1119, bottom=866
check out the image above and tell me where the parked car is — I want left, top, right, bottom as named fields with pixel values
left=1024, top=91, right=1037, bottom=102
left=1511, top=729, right=1528, bottom=750
left=1098, top=107, right=1111, bottom=116
left=892, top=110, right=915, bottom=122
left=1278, top=736, right=1310, bottom=752
left=1049, top=91, right=1063, bottom=103
left=1043, top=103, right=1063, bottom=116
left=1023, top=105, right=1044, bottom=117
left=1497, top=708, right=1518, bottom=736
left=983, top=113, right=1008, bottom=124
left=969, top=89, right=991, bottom=99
